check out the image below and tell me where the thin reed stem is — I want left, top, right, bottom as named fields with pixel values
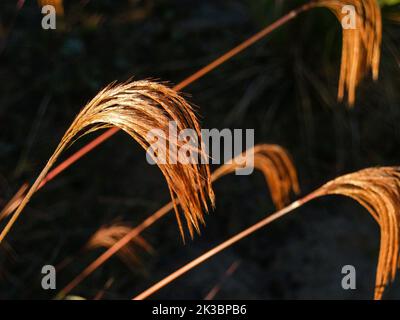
left=132, top=190, right=321, bottom=300
left=204, top=260, right=241, bottom=300
left=0, top=143, right=68, bottom=242
left=173, top=2, right=313, bottom=91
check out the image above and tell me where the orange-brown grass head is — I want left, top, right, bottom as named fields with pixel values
left=86, top=224, right=154, bottom=270
left=0, top=80, right=214, bottom=243
left=312, top=167, right=400, bottom=299
left=314, top=0, right=381, bottom=105
left=132, top=167, right=400, bottom=300
left=211, top=144, right=300, bottom=209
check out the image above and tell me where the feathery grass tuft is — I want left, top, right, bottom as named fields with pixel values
left=314, top=167, right=400, bottom=299
left=212, top=144, right=300, bottom=209
left=86, top=224, right=154, bottom=269
left=0, top=80, right=214, bottom=243
left=315, top=0, right=382, bottom=105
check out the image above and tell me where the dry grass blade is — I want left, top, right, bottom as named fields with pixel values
left=133, top=167, right=400, bottom=300
left=315, top=0, right=382, bottom=105
left=0, top=80, right=214, bottom=243
left=204, top=261, right=241, bottom=300
left=315, top=167, right=400, bottom=299
left=212, top=144, right=300, bottom=209
left=86, top=224, right=154, bottom=269
left=93, top=278, right=114, bottom=300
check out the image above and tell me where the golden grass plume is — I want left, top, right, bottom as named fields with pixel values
left=312, top=167, right=400, bottom=299
left=314, top=0, right=382, bottom=105
left=212, top=144, right=300, bottom=209
left=86, top=224, right=154, bottom=269
left=0, top=80, right=214, bottom=243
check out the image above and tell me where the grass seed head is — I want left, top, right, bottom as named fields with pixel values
left=316, top=167, right=400, bottom=299
left=86, top=224, right=154, bottom=269
left=315, top=0, right=382, bottom=106
left=211, top=144, right=300, bottom=209
left=0, top=80, right=214, bottom=243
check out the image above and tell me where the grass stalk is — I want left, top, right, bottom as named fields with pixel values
left=132, top=191, right=320, bottom=300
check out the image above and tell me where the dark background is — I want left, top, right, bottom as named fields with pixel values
left=0, top=0, right=400, bottom=299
